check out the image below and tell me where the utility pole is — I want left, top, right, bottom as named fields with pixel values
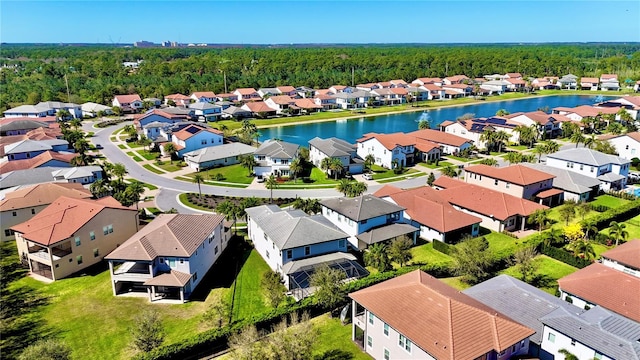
left=352, top=67, right=355, bottom=87
left=223, top=71, right=228, bottom=93
left=64, top=73, right=71, bottom=103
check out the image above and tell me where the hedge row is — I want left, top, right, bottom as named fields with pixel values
left=432, top=240, right=452, bottom=255
left=579, top=199, right=640, bottom=231
left=539, top=245, right=592, bottom=269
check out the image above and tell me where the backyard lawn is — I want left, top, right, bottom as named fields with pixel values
left=589, top=194, right=630, bottom=209
left=500, top=255, right=578, bottom=295
left=409, top=242, right=453, bottom=267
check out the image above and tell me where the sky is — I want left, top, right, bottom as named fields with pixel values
left=1, top=1, right=639, bottom=44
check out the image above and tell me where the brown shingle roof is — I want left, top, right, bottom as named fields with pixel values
left=601, top=239, right=640, bottom=270
left=0, top=151, right=76, bottom=173
left=0, top=183, right=91, bottom=211
left=464, top=164, right=555, bottom=186
left=105, top=214, right=225, bottom=261
left=349, top=270, right=534, bottom=359
left=11, top=196, right=135, bottom=246
left=558, top=263, right=640, bottom=323
left=143, top=270, right=192, bottom=287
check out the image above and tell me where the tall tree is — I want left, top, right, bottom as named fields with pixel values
left=388, top=237, right=413, bottom=267
left=193, top=173, right=205, bottom=200
left=364, top=154, right=375, bottom=170
left=336, top=179, right=352, bottom=196
left=320, top=157, right=332, bottom=177
left=261, top=271, right=285, bottom=308
left=163, top=143, right=177, bottom=164
left=451, top=236, right=495, bottom=284
left=440, top=165, right=458, bottom=178
left=289, top=158, right=302, bottom=183
left=265, top=174, right=278, bottom=204
left=239, top=154, right=257, bottom=172
left=364, top=243, right=391, bottom=272
left=309, top=264, right=346, bottom=311
left=527, top=208, right=550, bottom=232
left=329, top=158, right=343, bottom=180
left=511, top=246, right=538, bottom=283
left=559, top=203, right=576, bottom=225
left=608, top=221, right=629, bottom=246
left=124, top=181, right=145, bottom=209
left=130, top=310, right=165, bottom=353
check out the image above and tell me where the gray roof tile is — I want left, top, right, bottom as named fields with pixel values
left=308, top=137, right=356, bottom=158
left=547, top=148, right=629, bottom=166
left=320, top=195, right=405, bottom=221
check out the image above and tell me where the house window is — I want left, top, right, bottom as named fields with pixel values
left=281, top=160, right=289, bottom=165
left=214, top=246, right=218, bottom=255
left=169, top=258, right=176, bottom=268
left=566, top=162, right=570, bottom=168
left=383, top=323, right=389, bottom=336
left=511, top=345, right=516, bottom=352
left=286, top=250, right=292, bottom=259
left=499, top=350, right=506, bottom=356
left=264, top=233, right=268, bottom=241
left=12, top=211, right=16, bottom=217
left=399, top=335, right=412, bottom=353
left=179, top=258, right=184, bottom=264
left=339, top=239, right=346, bottom=248
left=77, top=255, right=83, bottom=264
left=75, top=237, right=81, bottom=247
left=4, top=229, right=14, bottom=237
left=367, top=336, right=372, bottom=348
left=580, top=164, right=583, bottom=170
left=626, top=145, right=629, bottom=150
left=90, top=231, right=95, bottom=241
left=383, top=348, right=390, bottom=360
left=209, top=234, right=214, bottom=243
left=305, top=246, right=310, bottom=256
left=193, top=272, right=198, bottom=282
left=570, top=339, right=575, bottom=346
left=591, top=166, right=594, bottom=173
left=368, top=312, right=374, bottom=324
left=201, top=139, right=207, bottom=145
left=506, top=183, right=510, bottom=189
left=93, top=249, right=99, bottom=257
left=159, top=258, right=164, bottom=263
left=547, top=332, right=555, bottom=343
left=494, top=179, right=499, bottom=186
left=266, top=250, right=270, bottom=259
left=31, top=209, right=36, bottom=215
left=594, top=352, right=603, bottom=359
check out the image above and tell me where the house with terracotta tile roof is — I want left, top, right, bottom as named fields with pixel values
left=320, top=195, right=418, bottom=250
left=165, top=124, right=223, bottom=157
left=369, top=88, right=405, bottom=106
left=531, top=78, right=559, bottom=90
left=439, top=117, right=520, bottom=149
left=580, top=77, right=600, bottom=91
left=505, top=72, right=523, bottom=80
left=607, top=131, right=640, bottom=160
left=523, top=163, right=601, bottom=203
left=329, top=85, right=350, bottom=93
left=411, top=77, right=442, bottom=86
left=356, top=83, right=379, bottom=92
left=546, top=148, right=630, bottom=191
left=313, top=94, right=338, bottom=110
left=505, top=78, right=526, bottom=91
left=506, top=111, right=572, bottom=139
left=558, top=262, right=640, bottom=323
left=0, top=183, right=91, bottom=242
left=105, top=214, right=229, bottom=303
left=233, top=88, right=261, bottom=102
left=12, top=196, right=138, bottom=281
left=276, top=86, right=297, bottom=97
left=164, top=93, right=191, bottom=107
left=349, top=270, right=534, bottom=360
left=112, top=94, right=143, bottom=113
left=293, top=98, right=322, bottom=113
left=264, top=95, right=298, bottom=114
left=0, top=151, right=77, bottom=173
left=442, top=75, right=469, bottom=85
left=374, top=185, right=481, bottom=243
left=599, top=74, right=620, bottom=91
left=309, top=137, right=364, bottom=175
left=246, top=204, right=366, bottom=299
left=389, top=79, right=408, bottom=88
left=356, top=132, right=441, bottom=169
left=190, top=91, right=216, bottom=103
left=407, top=129, right=473, bottom=155
left=600, top=239, right=640, bottom=278
left=419, top=83, right=446, bottom=100
left=596, top=95, right=640, bottom=120
left=375, top=81, right=392, bottom=89
left=137, top=109, right=192, bottom=138
left=463, top=164, right=557, bottom=203
left=551, top=105, right=621, bottom=122
left=432, top=177, right=548, bottom=232
left=240, top=101, right=277, bottom=117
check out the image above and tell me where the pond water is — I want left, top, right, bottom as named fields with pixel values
left=259, top=95, right=614, bottom=146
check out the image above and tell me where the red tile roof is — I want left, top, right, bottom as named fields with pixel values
left=242, top=101, right=275, bottom=113
left=0, top=183, right=91, bottom=211
left=390, top=87, right=408, bottom=95
left=505, top=73, right=522, bottom=78
left=558, top=263, right=640, bottom=323
left=268, top=95, right=295, bottom=105
left=11, top=196, right=135, bottom=246
left=581, top=77, right=599, bottom=84
left=444, top=75, right=469, bottom=83
left=350, top=270, right=534, bottom=360
left=558, top=105, right=621, bottom=117
left=600, top=74, right=618, bottom=80
left=138, top=109, right=190, bottom=121
left=234, top=88, right=258, bottom=95
left=535, top=188, right=564, bottom=198
left=0, top=151, right=77, bottom=173
left=293, top=98, right=322, bottom=109
left=191, top=91, right=216, bottom=98
left=114, top=94, right=142, bottom=103
left=413, top=77, right=442, bottom=84
left=601, top=239, right=640, bottom=270
left=408, top=129, right=471, bottom=147
left=505, top=78, right=526, bottom=85
left=276, top=86, right=296, bottom=93
left=464, top=164, right=555, bottom=186
left=433, top=178, right=548, bottom=220
left=357, top=132, right=440, bottom=152
left=165, top=93, right=191, bottom=101
left=390, top=79, right=407, bottom=85
left=375, top=185, right=481, bottom=233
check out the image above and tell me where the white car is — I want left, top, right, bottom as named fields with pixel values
left=362, top=173, right=374, bottom=180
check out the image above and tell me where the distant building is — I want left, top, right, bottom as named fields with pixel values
left=133, top=40, right=155, bottom=48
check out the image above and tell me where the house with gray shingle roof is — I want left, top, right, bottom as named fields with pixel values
left=183, top=142, right=257, bottom=172
left=105, top=214, right=230, bottom=303
left=253, top=139, right=300, bottom=178
left=2, top=139, right=69, bottom=161
left=320, top=195, right=418, bottom=250
left=308, top=137, right=364, bottom=175
left=523, top=163, right=601, bottom=202
left=546, top=148, right=630, bottom=191
left=246, top=204, right=366, bottom=299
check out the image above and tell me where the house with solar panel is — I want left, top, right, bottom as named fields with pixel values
left=154, top=123, right=224, bottom=158
left=439, top=116, right=519, bottom=150
left=245, top=204, right=367, bottom=299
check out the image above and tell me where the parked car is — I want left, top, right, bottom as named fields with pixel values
left=362, top=173, right=373, bottom=180
left=95, top=143, right=103, bottom=149
left=256, top=175, right=265, bottom=183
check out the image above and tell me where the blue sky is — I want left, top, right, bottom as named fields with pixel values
left=2, top=1, right=639, bottom=44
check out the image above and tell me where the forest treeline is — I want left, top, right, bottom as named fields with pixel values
left=1, top=44, right=639, bottom=112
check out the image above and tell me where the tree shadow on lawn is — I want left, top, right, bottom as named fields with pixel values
left=529, top=273, right=555, bottom=289
left=189, top=236, right=253, bottom=302
left=313, top=349, right=354, bottom=360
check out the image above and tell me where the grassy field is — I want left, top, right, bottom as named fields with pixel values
left=117, top=144, right=127, bottom=149
left=137, top=150, right=159, bottom=160
left=142, top=164, right=165, bottom=174
left=546, top=195, right=628, bottom=229
left=409, top=242, right=454, bottom=267
left=590, top=195, right=630, bottom=208
left=187, top=164, right=254, bottom=185
left=500, top=255, right=577, bottom=295
left=229, top=249, right=271, bottom=321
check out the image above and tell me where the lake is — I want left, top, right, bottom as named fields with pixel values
left=259, top=95, right=614, bottom=146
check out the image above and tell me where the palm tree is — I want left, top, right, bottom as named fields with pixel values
left=440, top=165, right=458, bottom=178
left=543, top=140, right=560, bottom=154
left=418, top=120, right=429, bottom=130
left=112, top=163, right=128, bottom=183
left=289, top=158, right=303, bottom=183
left=349, top=181, right=368, bottom=197
left=618, top=108, right=634, bottom=126
left=363, top=243, right=390, bottom=272
left=566, top=239, right=596, bottom=260
left=124, top=181, right=145, bottom=210
left=542, top=228, right=564, bottom=247
left=364, top=154, right=375, bottom=171
left=320, top=157, right=332, bottom=177
left=69, top=117, right=82, bottom=130
left=584, top=224, right=598, bottom=241
left=570, top=132, right=586, bottom=148
left=336, top=179, right=352, bottom=196
left=607, top=122, right=624, bottom=135
left=514, top=125, right=535, bottom=147
left=239, top=154, right=257, bottom=172
left=558, top=349, right=579, bottom=360
left=163, top=143, right=177, bottom=164
left=216, top=201, right=241, bottom=234
left=505, top=152, right=522, bottom=165
left=576, top=202, right=591, bottom=220
left=193, top=173, right=205, bottom=200
left=265, top=174, right=278, bottom=203
left=479, top=158, right=498, bottom=166
left=584, top=135, right=596, bottom=149
left=608, top=221, right=629, bottom=246
left=528, top=208, right=550, bottom=232
left=479, top=129, right=496, bottom=152
left=57, top=109, right=72, bottom=121
left=123, top=124, right=137, bottom=140
left=89, top=179, right=110, bottom=198
left=73, top=137, right=90, bottom=155
left=493, top=130, right=510, bottom=153
left=329, top=158, right=343, bottom=180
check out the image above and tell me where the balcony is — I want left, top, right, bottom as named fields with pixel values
left=112, top=261, right=153, bottom=282
left=354, top=312, right=366, bottom=329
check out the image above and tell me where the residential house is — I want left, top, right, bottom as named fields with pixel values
left=313, top=94, right=339, bottom=110
left=265, top=95, right=298, bottom=114
left=349, top=270, right=534, bottom=360
left=374, top=185, right=481, bottom=243
left=188, top=102, right=222, bottom=121
left=374, top=81, right=392, bottom=89
left=420, top=84, right=446, bottom=100
left=329, top=85, right=351, bottom=93
left=183, top=142, right=257, bottom=172
left=531, top=77, right=559, bottom=90
left=253, top=139, right=300, bottom=177
left=557, top=74, right=578, bottom=90
left=246, top=205, right=366, bottom=299
left=441, top=83, right=473, bottom=96
left=105, top=214, right=230, bottom=303
left=0, top=183, right=91, bottom=242
left=389, top=79, right=408, bottom=88
left=405, top=86, right=429, bottom=101
left=137, top=109, right=193, bottom=139
left=484, top=74, right=507, bottom=81
left=3, top=101, right=82, bottom=119
left=463, top=164, right=559, bottom=204
left=580, top=77, right=600, bottom=91
left=505, top=78, right=526, bottom=91
left=540, top=306, right=640, bottom=360
left=233, top=88, right=260, bottom=102
left=356, top=83, right=379, bottom=92
left=190, top=91, right=216, bottom=103
left=0, top=151, right=76, bottom=174
left=439, top=117, right=520, bottom=149
left=504, top=72, right=523, bottom=80
left=432, top=177, right=548, bottom=232
left=295, top=86, right=316, bottom=98
left=164, top=124, right=224, bottom=157
left=523, top=163, right=602, bottom=202
left=334, top=91, right=371, bottom=109
left=214, top=93, right=239, bottom=102
left=0, top=167, right=80, bottom=190
left=411, top=77, right=442, bottom=86
left=545, top=148, right=630, bottom=191
left=221, top=106, right=252, bottom=120
left=81, top=102, right=113, bottom=117
left=558, top=262, right=640, bottom=323
left=240, top=101, right=277, bottom=118
left=293, top=98, right=323, bottom=113
left=442, top=75, right=469, bottom=85
left=407, top=129, right=473, bottom=155
left=308, top=137, right=364, bottom=175
left=0, top=118, right=57, bottom=136
left=257, top=88, right=280, bottom=98
left=12, top=196, right=139, bottom=281
left=1, top=139, right=70, bottom=161
left=50, top=166, right=103, bottom=185
left=143, top=97, right=162, bottom=108
left=600, top=239, right=640, bottom=278
left=480, top=80, right=510, bottom=94
left=113, top=94, right=143, bottom=113
left=276, top=86, right=298, bottom=97
left=465, top=274, right=640, bottom=360
left=505, top=111, right=571, bottom=139
left=356, top=132, right=440, bottom=169
left=320, top=195, right=418, bottom=250
left=164, top=93, right=191, bottom=107
left=607, top=132, right=640, bottom=160
left=596, top=95, right=640, bottom=120
left=600, top=74, right=620, bottom=91
left=551, top=105, right=620, bottom=122
left=369, top=88, right=406, bottom=106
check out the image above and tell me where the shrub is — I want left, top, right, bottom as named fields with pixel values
left=580, top=199, right=640, bottom=231
left=432, top=240, right=451, bottom=255
left=539, top=245, right=591, bottom=269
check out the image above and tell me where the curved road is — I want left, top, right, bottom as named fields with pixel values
left=85, top=121, right=429, bottom=212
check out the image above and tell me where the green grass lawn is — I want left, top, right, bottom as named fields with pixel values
left=155, top=162, right=184, bottom=172
left=500, top=255, right=578, bottom=295
left=482, top=231, right=528, bottom=259
left=126, top=152, right=142, bottom=162
left=229, top=249, right=271, bottom=321
left=117, top=144, right=127, bottom=149
left=370, top=165, right=419, bottom=180
left=142, top=164, right=165, bottom=174
left=444, top=155, right=476, bottom=162
left=185, top=164, right=254, bottom=185
left=420, top=161, right=453, bottom=169
left=439, top=276, right=470, bottom=291
left=507, top=145, right=529, bottom=151
left=409, top=242, right=454, bottom=267
left=137, top=150, right=159, bottom=160
left=590, top=195, right=630, bottom=208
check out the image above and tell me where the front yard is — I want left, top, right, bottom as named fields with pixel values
left=185, top=164, right=254, bottom=185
